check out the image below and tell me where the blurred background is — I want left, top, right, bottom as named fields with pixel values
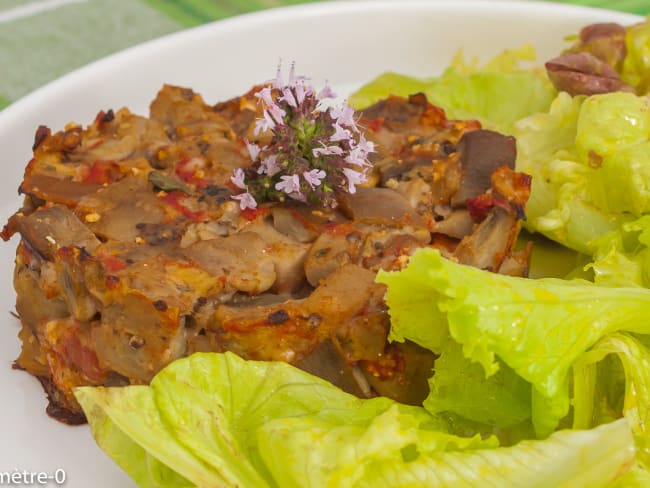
left=1, top=0, right=648, bottom=110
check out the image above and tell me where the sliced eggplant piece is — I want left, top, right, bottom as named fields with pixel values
left=451, top=129, right=516, bottom=206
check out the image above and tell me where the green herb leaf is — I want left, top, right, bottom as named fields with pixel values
left=148, top=170, right=194, bottom=195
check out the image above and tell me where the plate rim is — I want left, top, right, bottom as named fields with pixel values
left=0, top=0, right=642, bottom=125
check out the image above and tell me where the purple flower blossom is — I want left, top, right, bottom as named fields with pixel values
left=254, top=110, right=276, bottom=135
left=356, top=133, right=375, bottom=154
left=303, top=169, right=326, bottom=188
left=294, top=82, right=306, bottom=105
left=258, top=154, right=280, bottom=176
left=279, top=87, right=297, bottom=108
left=267, top=103, right=286, bottom=125
left=231, top=64, right=375, bottom=210
left=330, top=104, right=358, bottom=130
left=246, top=141, right=261, bottom=161
left=254, top=86, right=274, bottom=106
left=345, top=134, right=375, bottom=167
left=232, top=191, right=257, bottom=210
left=231, top=168, right=247, bottom=190
left=330, top=123, right=352, bottom=142
left=275, top=174, right=302, bottom=195
left=346, top=146, right=372, bottom=167
left=342, top=167, right=367, bottom=193
left=313, top=144, right=344, bottom=157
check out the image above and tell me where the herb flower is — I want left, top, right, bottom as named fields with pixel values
left=231, top=64, right=374, bottom=209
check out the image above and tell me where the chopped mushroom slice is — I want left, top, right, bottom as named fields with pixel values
left=183, top=232, right=277, bottom=295
left=304, top=227, right=363, bottom=286
left=451, top=129, right=517, bottom=206
left=431, top=209, right=475, bottom=239
left=546, top=52, right=634, bottom=96
left=338, top=186, right=428, bottom=227
left=453, top=206, right=520, bottom=271
left=568, top=22, right=627, bottom=69
left=7, top=205, right=100, bottom=259
left=245, top=219, right=311, bottom=294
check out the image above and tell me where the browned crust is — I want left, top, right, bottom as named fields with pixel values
left=34, top=374, right=87, bottom=425
left=13, top=360, right=86, bottom=424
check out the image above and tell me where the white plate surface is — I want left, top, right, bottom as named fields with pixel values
left=0, top=1, right=642, bottom=486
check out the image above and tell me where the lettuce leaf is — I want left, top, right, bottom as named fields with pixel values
left=514, top=92, right=640, bottom=255
left=76, top=352, right=637, bottom=488
left=423, top=337, right=532, bottom=432
left=610, top=464, right=650, bottom=488
left=261, top=412, right=633, bottom=488
left=377, top=248, right=650, bottom=439
left=513, top=89, right=650, bottom=264
left=573, top=333, right=650, bottom=468
left=586, top=215, right=650, bottom=288
left=74, top=386, right=217, bottom=488
left=349, top=46, right=555, bottom=134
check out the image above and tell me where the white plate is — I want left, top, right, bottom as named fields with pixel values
left=0, top=1, right=642, bottom=486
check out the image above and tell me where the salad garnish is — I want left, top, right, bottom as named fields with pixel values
left=75, top=351, right=637, bottom=488
left=231, top=64, right=374, bottom=210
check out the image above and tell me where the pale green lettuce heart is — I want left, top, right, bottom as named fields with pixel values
left=349, top=45, right=555, bottom=134
left=377, top=248, right=650, bottom=436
